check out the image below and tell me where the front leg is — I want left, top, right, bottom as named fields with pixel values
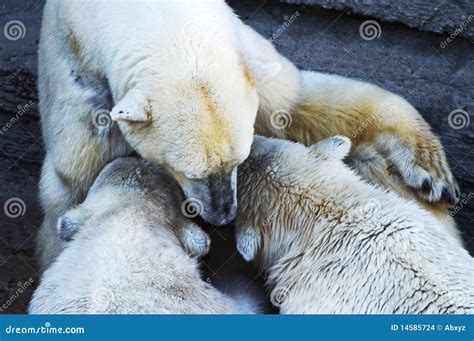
left=281, top=71, right=459, bottom=206
left=238, top=23, right=459, bottom=207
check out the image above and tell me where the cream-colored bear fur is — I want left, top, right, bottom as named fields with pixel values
left=37, top=0, right=458, bottom=270
left=30, top=158, right=258, bottom=314
left=235, top=136, right=472, bottom=314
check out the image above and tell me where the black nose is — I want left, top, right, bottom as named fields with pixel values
left=185, top=168, right=238, bottom=228
left=204, top=209, right=237, bottom=227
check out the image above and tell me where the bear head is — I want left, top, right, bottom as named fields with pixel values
left=235, top=135, right=352, bottom=263
left=108, top=62, right=264, bottom=226
left=58, top=157, right=210, bottom=258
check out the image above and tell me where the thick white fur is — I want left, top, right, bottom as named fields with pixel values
left=38, top=0, right=458, bottom=270
left=30, top=157, right=261, bottom=314
left=37, top=0, right=259, bottom=269
left=235, top=136, right=473, bottom=314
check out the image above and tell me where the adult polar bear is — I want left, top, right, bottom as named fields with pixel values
left=37, top=0, right=459, bottom=269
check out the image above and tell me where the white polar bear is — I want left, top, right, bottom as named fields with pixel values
left=235, top=136, right=473, bottom=314
left=30, top=157, right=260, bottom=314
left=38, top=0, right=458, bottom=270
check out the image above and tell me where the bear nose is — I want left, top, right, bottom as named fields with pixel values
left=205, top=200, right=237, bottom=227
left=180, top=168, right=238, bottom=227
left=218, top=207, right=237, bottom=228
left=202, top=168, right=237, bottom=227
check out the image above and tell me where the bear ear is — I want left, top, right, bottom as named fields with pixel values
left=310, top=136, right=351, bottom=161
left=235, top=224, right=261, bottom=262
left=110, top=89, right=151, bottom=122
left=241, top=56, right=282, bottom=85
left=57, top=207, right=90, bottom=242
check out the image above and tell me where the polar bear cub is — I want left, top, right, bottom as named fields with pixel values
left=29, top=157, right=254, bottom=314
left=236, top=136, right=474, bottom=314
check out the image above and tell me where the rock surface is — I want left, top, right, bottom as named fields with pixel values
left=282, top=0, right=474, bottom=39
left=0, top=0, right=472, bottom=313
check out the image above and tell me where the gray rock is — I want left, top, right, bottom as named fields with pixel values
left=281, top=0, right=474, bottom=39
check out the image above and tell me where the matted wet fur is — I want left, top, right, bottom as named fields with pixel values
left=236, top=136, right=473, bottom=314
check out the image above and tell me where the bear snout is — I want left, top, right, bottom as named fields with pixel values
left=181, top=169, right=238, bottom=227
left=205, top=201, right=237, bottom=228
left=202, top=169, right=238, bottom=227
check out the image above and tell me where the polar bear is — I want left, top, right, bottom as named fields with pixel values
left=37, top=0, right=458, bottom=269
left=29, top=157, right=260, bottom=314
left=235, top=136, right=473, bottom=314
